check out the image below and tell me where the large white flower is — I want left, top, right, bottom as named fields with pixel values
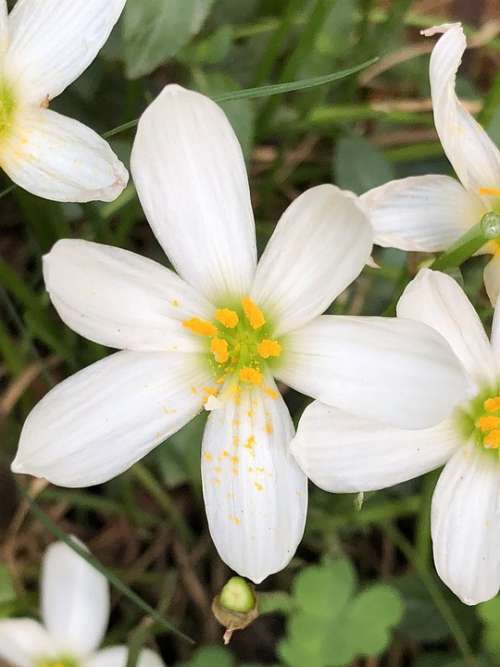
left=291, top=268, right=500, bottom=605
left=0, top=0, right=128, bottom=202
left=12, top=85, right=468, bottom=583
left=0, top=540, right=164, bottom=667
left=361, top=23, right=500, bottom=303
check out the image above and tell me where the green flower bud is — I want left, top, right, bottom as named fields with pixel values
left=212, top=576, right=259, bottom=644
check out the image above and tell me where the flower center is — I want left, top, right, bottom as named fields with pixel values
left=0, top=79, right=16, bottom=139
left=183, top=296, right=282, bottom=388
left=36, top=658, right=79, bottom=667
left=458, top=389, right=500, bottom=455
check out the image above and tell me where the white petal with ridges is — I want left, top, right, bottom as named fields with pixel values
left=483, top=254, right=500, bottom=308
left=42, top=540, right=109, bottom=657
left=397, top=269, right=495, bottom=388
left=361, top=175, right=484, bottom=251
left=84, top=647, right=166, bottom=667
left=425, top=23, right=500, bottom=203
left=291, top=401, right=460, bottom=492
left=0, top=108, right=128, bottom=202
left=201, top=376, right=307, bottom=583
left=0, top=619, right=57, bottom=667
left=251, top=185, right=373, bottom=336
left=276, top=315, right=469, bottom=430
left=0, top=1, right=8, bottom=53
left=13, top=351, right=211, bottom=487
left=432, top=442, right=500, bottom=605
left=44, top=239, right=213, bottom=352
left=131, top=85, right=256, bottom=303
left=5, top=0, right=126, bottom=103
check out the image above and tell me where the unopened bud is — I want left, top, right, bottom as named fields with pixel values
left=212, top=576, right=259, bottom=644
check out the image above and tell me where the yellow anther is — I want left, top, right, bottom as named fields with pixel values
left=484, top=428, right=500, bottom=449
left=239, top=367, right=263, bottom=385
left=258, top=339, right=282, bottom=359
left=476, top=415, right=500, bottom=432
left=242, top=297, right=266, bottom=330
left=484, top=397, right=500, bottom=412
left=263, top=386, right=279, bottom=400
left=215, top=308, right=239, bottom=328
left=211, top=337, right=229, bottom=363
left=479, top=187, right=500, bottom=197
left=182, top=317, right=217, bottom=337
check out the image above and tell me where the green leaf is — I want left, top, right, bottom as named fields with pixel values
left=292, top=559, right=356, bottom=619
left=478, top=597, right=500, bottom=659
left=0, top=566, right=16, bottom=607
left=179, top=646, right=235, bottom=667
left=155, top=413, right=206, bottom=490
left=123, top=0, right=215, bottom=78
left=334, top=135, right=395, bottom=194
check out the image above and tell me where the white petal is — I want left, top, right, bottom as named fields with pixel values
left=13, top=351, right=211, bottom=487
left=0, top=619, right=57, bottom=667
left=397, top=268, right=495, bottom=388
left=0, top=1, right=8, bottom=53
left=84, top=647, right=165, bottom=667
left=484, top=254, right=500, bottom=308
left=361, top=175, right=484, bottom=251
left=201, top=376, right=307, bottom=583
left=425, top=23, right=500, bottom=203
left=432, top=442, right=500, bottom=605
left=276, top=315, right=469, bottom=430
left=0, top=108, right=128, bottom=203
left=291, top=401, right=460, bottom=493
left=43, top=239, right=213, bottom=353
left=42, top=540, right=109, bottom=657
left=490, top=294, right=500, bottom=372
left=131, top=85, right=256, bottom=303
left=250, top=185, right=373, bottom=336
left=4, top=0, right=125, bottom=103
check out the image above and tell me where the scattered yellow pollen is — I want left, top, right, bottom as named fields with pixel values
left=242, top=296, right=266, bottom=329
left=476, top=415, right=500, bottom=432
left=162, top=407, right=176, bottom=414
left=484, top=428, right=500, bottom=449
left=485, top=397, right=500, bottom=412
left=216, top=376, right=225, bottom=384
left=203, top=386, right=218, bottom=396
left=216, top=308, right=239, bottom=328
left=191, top=386, right=198, bottom=394
left=182, top=317, right=217, bottom=337
left=479, top=187, right=500, bottom=197
left=213, top=478, right=221, bottom=486
left=233, top=435, right=240, bottom=447
left=211, top=337, right=229, bottom=363
left=239, top=367, right=263, bottom=385
left=263, top=386, right=279, bottom=400
left=222, top=450, right=230, bottom=458
left=254, top=482, right=263, bottom=492
left=229, top=515, right=241, bottom=526
left=258, top=339, right=282, bottom=359
left=244, top=436, right=255, bottom=451
left=203, top=452, right=213, bottom=462
left=231, top=466, right=239, bottom=476
left=170, top=298, right=180, bottom=307
left=215, top=466, right=222, bottom=474
left=231, top=455, right=239, bottom=465
left=247, top=409, right=253, bottom=417
left=265, top=420, right=273, bottom=434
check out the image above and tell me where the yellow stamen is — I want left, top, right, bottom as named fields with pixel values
left=211, top=337, right=229, bottom=363
left=182, top=317, right=217, bottom=337
left=484, top=397, right=500, bottom=412
left=258, top=339, right=282, bottom=359
left=239, top=367, right=263, bottom=385
left=215, top=308, right=239, bottom=328
left=263, top=386, right=279, bottom=400
left=476, top=415, right=500, bottom=432
left=479, top=187, right=500, bottom=197
left=242, top=296, right=266, bottom=329
left=484, top=428, right=500, bottom=449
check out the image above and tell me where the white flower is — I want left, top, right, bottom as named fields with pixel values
left=0, top=0, right=128, bottom=202
left=12, top=85, right=468, bottom=583
left=361, top=23, right=500, bottom=303
left=0, top=540, right=165, bottom=667
left=291, top=268, right=500, bottom=605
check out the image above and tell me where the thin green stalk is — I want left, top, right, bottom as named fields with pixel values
left=132, top=463, right=194, bottom=545
left=384, top=521, right=475, bottom=665
left=415, top=469, right=439, bottom=567
left=431, top=223, right=486, bottom=271
left=21, top=487, right=194, bottom=644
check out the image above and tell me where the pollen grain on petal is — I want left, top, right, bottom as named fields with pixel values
left=215, top=308, right=239, bottom=328
left=239, top=367, right=263, bottom=385
left=258, top=339, right=282, bottom=359
left=211, top=337, right=229, bottom=363
left=484, top=428, right=500, bottom=449
left=182, top=317, right=218, bottom=337
left=242, top=296, right=266, bottom=329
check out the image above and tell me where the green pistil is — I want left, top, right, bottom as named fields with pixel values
left=36, top=657, right=80, bottom=667
left=0, top=79, right=16, bottom=138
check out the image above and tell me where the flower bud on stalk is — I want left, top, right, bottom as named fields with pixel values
left=212, top=576, right=259, bottom=644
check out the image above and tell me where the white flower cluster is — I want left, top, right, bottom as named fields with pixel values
left=2, top=1, right=500, bottom=656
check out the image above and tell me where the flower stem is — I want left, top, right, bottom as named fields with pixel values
left=430, top=223, right=486, bottom=271
left=384, top=521, right=475, bottom=665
